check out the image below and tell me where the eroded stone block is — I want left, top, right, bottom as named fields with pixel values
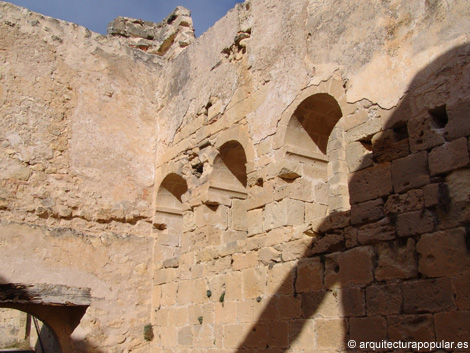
left=391, top=151, right=430, bottom=193
left=375, top=238, right=418, bottom=281
left=349, top=163, right=393, bottom=204
left=429, top=137, right=470, bottom=176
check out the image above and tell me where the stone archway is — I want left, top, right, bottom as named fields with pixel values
left=0, top=283, right=90, bottom=353
left=0, top=308, right=61, bottom=353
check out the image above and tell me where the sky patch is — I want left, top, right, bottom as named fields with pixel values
left=4, top=0, right=243, bottom=37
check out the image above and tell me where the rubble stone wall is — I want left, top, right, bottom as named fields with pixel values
left=0, top=2, right=157, bottom=352
left=0, top=0, right=469, bottom=352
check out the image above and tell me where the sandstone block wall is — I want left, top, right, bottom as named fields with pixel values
left=0, top=0, right=469, bottom=352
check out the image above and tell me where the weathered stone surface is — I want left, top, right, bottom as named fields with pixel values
left=408, top=113, right=446, bottom=153
left=350, top=316, right=387, bottom=343
left=242, top=267, right=265, bottom=300
left=274, top=178, right=314, bottom=202
left=346, top=141, right=373, bottom=172
left=0, top=222, right=152, bottom=352
left=429, top=137, right=470, bottom=175
left=423, top=183, right=440, bottom=208
left=267, top=261, right=296, bottom=296
left=340, top=287, right=366, bottom=317
left=107, top=7, right=195, bottom=59
left=375, top=238, right=418, bottom=281
left=388, top=314, right=436, bottom=342
left=357, top=217, right=396, bottom=245
left=403, top=278, right=453, bottom=314
left=435, top=311, right=470, bottom=344
left=445, top=99, right=470, bottom=141
left=396, top=209, right=434, bottom=237
left=295, top=257, right=323, bottom=293
left=1, top=0, right=470, bottom=352
left=372, top=127, right=410, bottom=163
left=313, top=318, right=344, bottom=351
left=417, top=228, right=470, bottom=277
left=308, top=232, right=344, bottom=255
left=349, top=163, right=393, bottom=204
left=325, top=246, right=374, bottom=288
left=454, top=272, right=470, bottom=310
left=258, top=246, right=282, bottom=265
left=391, top=151, right=430, bottom=193
left=384, top=189, right=425, bottom=215
left=263, top=199, right=304, bottom=231
left=350, top=198, right=384, bottom=225
left=246, top=208, right=263, bottom=236
left=366, top=284, right=402, bottom=316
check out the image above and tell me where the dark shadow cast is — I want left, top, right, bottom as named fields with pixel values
left=236, top=43, right=470, bottom=351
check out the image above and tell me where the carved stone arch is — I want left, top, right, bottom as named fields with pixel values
left=153, top=173, right=188, bottom=243
left=214, top=125, right=255, bottom=175
left=271, top=75, right=350, bottom=221
left=214, top=140, right=248, bottom=188
left=200, top=126, right=253, bottom=206
left=274, top=74, right=347, bottom=151
left=205, top=140, right=248, bottom=206
left=285, top=93, right=343, bottom=159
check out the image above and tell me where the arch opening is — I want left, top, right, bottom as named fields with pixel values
left=0, top=308, right=61, bottom=353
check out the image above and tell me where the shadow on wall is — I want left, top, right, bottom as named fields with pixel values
left=0, top=275, right=104, bottom=353
left=236, top=43, right=470, bottom=351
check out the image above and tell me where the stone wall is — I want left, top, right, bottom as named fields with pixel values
left=0, top=0, right=469, bottom=352
left=0, top=2, right=156, bottom=352
left=149, top=0, right=470, bottom=351
left=0, top=1, right=158, bottom=238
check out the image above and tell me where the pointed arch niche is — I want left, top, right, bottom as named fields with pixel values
left=154, top=173, right=188, bottom=246
left=275, top=87, right=349, bottom=216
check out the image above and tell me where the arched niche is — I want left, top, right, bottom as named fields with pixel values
left=206, top=141, right=248, bottom=206
left=278, top=92, right=348, bottom=215
left=154, top=173, right=188, bottom=241
left=285, top=93, right=342, bottom=163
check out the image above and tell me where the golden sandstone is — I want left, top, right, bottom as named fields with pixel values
left=0, top=0, right=470, bottom=351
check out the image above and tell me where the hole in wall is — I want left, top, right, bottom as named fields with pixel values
left=392, top=124, right=409, bottom=141
left=192, top=163, right=204, bottom=177
left=359, top=138, right=373, bottom=151
left=167, top=15, right=177, bottom=25
left=428, top=104, right=448, bottom=128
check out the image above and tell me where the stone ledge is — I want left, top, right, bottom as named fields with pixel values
left=0, top=283, right=91, bottom=306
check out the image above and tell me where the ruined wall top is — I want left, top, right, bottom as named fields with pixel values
left=107, top=6, right=196, bottom=59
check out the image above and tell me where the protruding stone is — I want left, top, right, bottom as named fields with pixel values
left=107, top=6, right=195, bottom=59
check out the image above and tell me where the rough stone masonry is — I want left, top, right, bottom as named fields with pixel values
left=0, top=0, right=469, bottom=352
